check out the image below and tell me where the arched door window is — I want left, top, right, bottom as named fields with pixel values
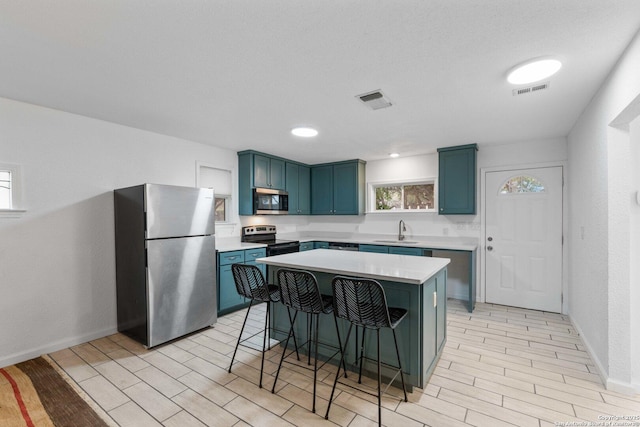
left=499, top=175, right=545, bottom=194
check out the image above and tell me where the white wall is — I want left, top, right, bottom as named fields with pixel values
left=630, top=116, right=640, bottom=390
left=0, top=97, right=237, bottom=368
left=567, top=28, right=640, bottom=393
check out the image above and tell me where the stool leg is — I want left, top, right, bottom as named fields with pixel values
left=392, top=328, right=408, bottom=402
left=312, top=313, right=319, bottom=413
left=286, top=307, right=300, bottom=361
left=358, top=326, right=366, bottom=384
left=377, top=328, right=382, bottom=427
left=325, top=323, right=353, bottom=420
left=307, top=313, right=312, bottom=365
left=259, top=301, right=269, bottom=388
left=272, top=310, right=298, bottom=394
left=332, top=314, right=348, bottom=378
left=229, top=300, right=254, bottom=373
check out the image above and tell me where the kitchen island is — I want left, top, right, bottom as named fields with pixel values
left=257, top=249, right=450, bottom=390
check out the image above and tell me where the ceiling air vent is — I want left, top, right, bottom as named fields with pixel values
left=356, top=90, right=392, bottom=110
left=512, top=82, right=550, bottom=96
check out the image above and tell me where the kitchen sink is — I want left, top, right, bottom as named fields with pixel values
left=373, top=239, right=419, bottom=244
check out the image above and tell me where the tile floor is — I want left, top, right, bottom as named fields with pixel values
left=49, top=299, right=640, bottom=427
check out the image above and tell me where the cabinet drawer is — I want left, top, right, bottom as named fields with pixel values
left=314, top=241, right=329, bottom=249
left=389, top=246, right=423, bottom=256
left=219, top=250, right=245, bottom=265
left=244, top=248, right=266, bottom=261
left=359, top=244, right=389, bottom=254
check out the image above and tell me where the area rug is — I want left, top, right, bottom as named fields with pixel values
left=0, top=356, right=111, bottom=427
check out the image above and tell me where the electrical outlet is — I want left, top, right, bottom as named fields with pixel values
left=456, top=222, right=466, bottom=230
left=443, top=227, right=449, bottom=236
left=580, top=226, right=585, bottom=240
left=470, top=223, right=480, bottom=231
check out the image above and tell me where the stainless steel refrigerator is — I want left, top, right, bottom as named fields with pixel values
left=114, top=183, right=217, bottom=347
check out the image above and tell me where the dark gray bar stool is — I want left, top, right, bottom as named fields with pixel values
left=271, top=268, right=347, bottom=413
left=228, top=263, right=298, bottom=389
left=325, top=275, right=408, bottom=426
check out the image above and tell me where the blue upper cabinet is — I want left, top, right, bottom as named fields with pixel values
left=238, top=150, right=287, bottom=215
left=310, top=164, right=334, bottom=214
left=285, top=162, right=310, bottom=215
left=253, top=154, right=285, bottom=189
left=437, top=144, right=478, bottom=215
left=311, top=160, right=365, bottom=215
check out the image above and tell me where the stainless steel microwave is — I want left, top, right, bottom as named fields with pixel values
left=253, top=188, right=289, bottom=214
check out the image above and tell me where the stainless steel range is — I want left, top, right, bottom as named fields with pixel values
left=241, top=225, right=299, bottom=256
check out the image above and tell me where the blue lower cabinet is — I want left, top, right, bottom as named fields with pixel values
left=299, top=242, right=314, bottom=251
left=359, top=244, right=389, bottom=254
left=314, top=241, right=329, bottom=249
left=217, top=247, right=266, bottom=315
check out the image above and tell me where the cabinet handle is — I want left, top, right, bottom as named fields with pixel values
left=433, top=291, right=437, bottom=308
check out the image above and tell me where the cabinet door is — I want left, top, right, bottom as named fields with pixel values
left=311, top=165, right=334, bottom=214
left=286, top=162, right=299, bottom=214
left=438, top=145, right=477, bottom=214
left=436, top=269, right=447, bottom=352
left=299, top=242, right=314, bottom=251
left=422, top=280, right=437, bottom=373
left=297, top=165, right=311, bottom=215
left=254, top=154, right=270, bottom=188
left=270, top=158, right=286, bottom=190
left=333, top=162, right=359, bottom=214
left=218, top=263, right=246, bottom=313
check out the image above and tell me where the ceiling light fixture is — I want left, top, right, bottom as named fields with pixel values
left=291, top=127, right=318, bottom=137
left=389, top=153, right=399, bottom=158
left=507, top=58, right=562, bottom=85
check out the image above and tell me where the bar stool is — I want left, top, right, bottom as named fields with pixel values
left=228, top=263, right=298, bottom=389
left=271, top=268, right=347, bottom=413
left=325, top=276, right=408, bottom=426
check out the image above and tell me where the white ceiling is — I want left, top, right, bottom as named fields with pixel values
left=1, top=1, right=640, bottom=164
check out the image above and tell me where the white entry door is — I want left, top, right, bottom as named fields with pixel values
left=484, top=166, right=563, bottom=312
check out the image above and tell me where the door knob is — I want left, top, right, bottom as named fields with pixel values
left=487, top=246, right=493, bottom=251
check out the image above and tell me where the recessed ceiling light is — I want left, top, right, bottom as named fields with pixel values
left=507, top=58, right=562, bottom=85
left=389, top=153, right=400, bottom=158
left=291, top=127, right=318, bottom=137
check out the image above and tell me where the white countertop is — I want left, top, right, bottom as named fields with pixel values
left=257, top=249, right=450, bottom=285
left=216, top=236, right=266, bottom=252
left=280, top=232, right=478, bottom=251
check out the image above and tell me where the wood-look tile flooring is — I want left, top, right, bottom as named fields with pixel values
left=49, top=299, right=640, bottom=426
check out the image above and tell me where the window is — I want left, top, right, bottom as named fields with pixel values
left=197, top=163, right=232, bottom=223
left=0, top=163, right=24, bottom=217
left=499, top=175, right=545, bottom=194
left=0, top=170, right=11, bottom=209
left=371, top=180, right=435, bottom=212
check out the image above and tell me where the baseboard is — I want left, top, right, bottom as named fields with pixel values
left=447, top=291, right=471, bottom=301
left=569, top=315, right=639, bottom=396
left=0, top=326, right=118, bottom=369
left=606, top=378, right=640, bottom=395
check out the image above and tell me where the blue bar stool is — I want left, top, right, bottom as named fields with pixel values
left=271, top=268, right=347, bottom=413
left=325, top=275, right=408, bottom=426
left=228, top=263, right=298, bottom=389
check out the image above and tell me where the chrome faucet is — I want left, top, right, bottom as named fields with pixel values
left=398, top=219, right=406, bottom=241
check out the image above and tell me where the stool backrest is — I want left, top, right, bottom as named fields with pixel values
left=331, top=276, right=392, bottom=329
left=277, top=269, right=325, bottom=314
left=231, top=263, right=272, bottom=302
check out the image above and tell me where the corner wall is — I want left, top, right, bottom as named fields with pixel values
left=567, top=28, right=640, bottom=393
left=0, top=97, right=237, bottom=367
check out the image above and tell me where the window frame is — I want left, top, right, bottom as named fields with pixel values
left=196, top=161, right=235, bottom=226
left=0, top=162, right=25, bottom=218
left=366, top=177, right=437, bottom=214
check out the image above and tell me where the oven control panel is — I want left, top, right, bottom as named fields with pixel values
left=242, top=225, right=276, bottom=236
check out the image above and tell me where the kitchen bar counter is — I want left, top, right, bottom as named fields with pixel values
left=256, top=249, right=449, bottom=284
left=258, top=249, right=449, bottom=390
